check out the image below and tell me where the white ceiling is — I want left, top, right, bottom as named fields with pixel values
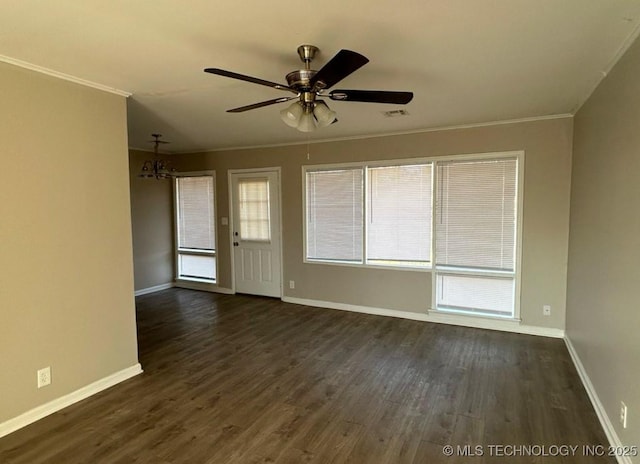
left=2, top=1, right=640, bottom=152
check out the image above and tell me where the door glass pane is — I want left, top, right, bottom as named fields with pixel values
left=239, top=178, right=271, bottom=241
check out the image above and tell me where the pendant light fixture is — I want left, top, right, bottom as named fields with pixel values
left=138, top=134, right=176, bottom=179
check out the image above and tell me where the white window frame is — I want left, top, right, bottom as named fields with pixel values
left=302, top=158, right=434, bottom=272
left=173, top=170, right=217, bottom=284
left=430, top=151, right=523, bottom=321
left=302, top=151, right=524, bottom=320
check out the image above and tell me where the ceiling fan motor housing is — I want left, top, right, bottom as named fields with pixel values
left=285, top=69, right=317, bottom=91
left=286, top=70, right=321, bottom=108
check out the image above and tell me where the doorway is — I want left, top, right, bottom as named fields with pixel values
left=229, top=169, right=282, bottom=297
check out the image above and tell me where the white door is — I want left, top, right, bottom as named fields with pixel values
left=230, top=169, right=282, bottom=297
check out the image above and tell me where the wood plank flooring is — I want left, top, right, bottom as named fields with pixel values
left=0, top=289, right=613, bottom=463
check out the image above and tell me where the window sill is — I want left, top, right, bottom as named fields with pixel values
left=434, top=266, right=514, bottom=278
left=176, top=277, right=217, bottom=284
left=178, top=249, right=216, bottom=256
left=431, top=306, right=517, bottom=321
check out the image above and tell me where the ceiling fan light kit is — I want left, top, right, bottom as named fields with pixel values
left=313, top=101, right=337, bottom=127
left=298, top=109, right=317, bottom=133
left=205, top=45, right=413, bottom=132
left=280, top=101, right=304, bottom=128
left=280, top=100, right=337, bottom=131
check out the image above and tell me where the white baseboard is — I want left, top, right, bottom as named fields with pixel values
left=564, top=337, right=630, bottom=464
left=134, top=282, right=174, bottom=296
left=173, top=280, right=234, bottom=295
left=281, top=296, right=565, bottom=338
left=0, top=363, right=143, bottom=439
left=426, top=310, right=565, bottom=338
left=283, top=296, right=433, bottom=323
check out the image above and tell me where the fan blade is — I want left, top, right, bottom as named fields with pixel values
left=204, top=68, right=298, bottom=94
left=309, top=50, right=369, bottom=90
left=227, top=97, right=296, bottom=113
left=328, top=89, right=413, bottom=104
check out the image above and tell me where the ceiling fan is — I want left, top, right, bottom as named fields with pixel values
left=204, top=45, right=414, bottom=132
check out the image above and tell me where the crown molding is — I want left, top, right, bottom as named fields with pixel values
left=572, top=19, right=640, bottom=115
left=173, top=113, right=574, bottom=154
left=0, top=55, right=131, bottom=97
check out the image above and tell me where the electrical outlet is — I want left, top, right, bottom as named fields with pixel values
left=543, top=305, right=551, bottom=316
left=37, top=367, right=51, bottom=388
left=289, top=280, right=295, bottom=289
left=620, top=402, right=628, bottom=428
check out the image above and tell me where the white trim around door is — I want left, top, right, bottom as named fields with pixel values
left=228, top=167, right=283, bottom=298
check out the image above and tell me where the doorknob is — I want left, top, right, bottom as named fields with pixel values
left=233, top=241, right=239, bottom=247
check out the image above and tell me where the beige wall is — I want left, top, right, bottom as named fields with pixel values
left=0, top=63, right=139, bottom=423
left=129, top=149, right=174, bottom=291
left=567, top=37, right=640, bottom=445
left=171, top=117, right=573, bottom=329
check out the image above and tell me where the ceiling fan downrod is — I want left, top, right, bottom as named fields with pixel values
left=297, top=44, right=319, bottom=70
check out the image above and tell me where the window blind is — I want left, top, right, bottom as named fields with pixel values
left=367, top=164, right=432, bottom=266
left=435, top=159, right=517, bottom=271
left=238, top=178, right=271, bottom=241
left=177, top=176, right=215, bottom=251
left=306, top=168, right=363, bottom=262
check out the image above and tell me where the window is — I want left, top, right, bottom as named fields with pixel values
left=175, top=173, right=216, bottom=282
left=306, top=168, right=363, bottom=262
left=367, top=164, right=431, bottom=267
left=434, top=158, right=518, bottom=317
left=303, top=153, right=521, bottom=319
left=435, top=159, right=516, bottom=271
left=305, top=163, right=432, bottom=267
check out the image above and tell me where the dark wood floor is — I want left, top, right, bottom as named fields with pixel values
left=0, top=289, right=613, bottom=463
